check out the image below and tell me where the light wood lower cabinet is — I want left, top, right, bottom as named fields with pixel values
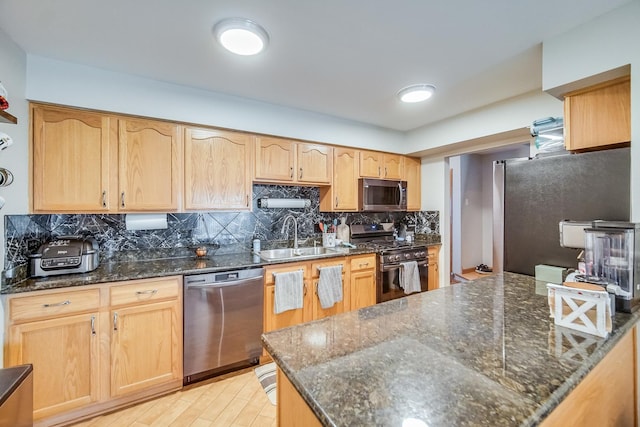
left=349, top=254, right=376, bottom=310
left=427, top=245, right=440, bottom=290
left=277, top=368, right=322, bottom=427
left=3, top=276, right=183, bottom=425
left=311, top=259, right=349, bottom=320
left=263, top=254, right=377, bottom=349
left=7, top=311, right=100, bottom=420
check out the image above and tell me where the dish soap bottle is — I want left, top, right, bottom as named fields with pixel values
left=336, top=217, right=350, bottom=243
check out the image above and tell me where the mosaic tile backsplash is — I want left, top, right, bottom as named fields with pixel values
left=4, top=184, right=439, bottom=273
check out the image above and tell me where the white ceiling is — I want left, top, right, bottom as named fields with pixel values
left=0, top=0, right=631, bottom=132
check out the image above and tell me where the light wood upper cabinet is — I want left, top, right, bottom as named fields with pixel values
left=403, top=156, right=421, bottom=211
left=320, top=147, right=359, bottom=211
left=564, top=76, right=630, bottom=151
left=359, top=150, right=403, bottom=179
left=32, top=104, right=112, bottom=212
left=383, top=154, right=403, bottom=179
left=359, top=150, right=383, bottom=178
left=255, top=137, right=332, bottom=185
left=297, top=143, right=332, bottom=184
left=184, top=128, right=253, bottom=210
left=255, top=136, right=296, bottom=182
left=118, top=118, right=180, bottom=211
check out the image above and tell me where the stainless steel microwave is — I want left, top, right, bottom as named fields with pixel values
left=358, top=178, right=407, bottom=211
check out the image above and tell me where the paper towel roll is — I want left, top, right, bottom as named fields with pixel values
left=125, top=213, right=168, bottom=231
left=258, top=198, right=310, bottom=208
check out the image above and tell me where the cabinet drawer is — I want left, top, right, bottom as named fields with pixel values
left=9, top=288, right=100, bottom=323
left=110, top=277, right=180, bottom=307
left=350, top=255, right=376, bottom=271
left=311, top=259, right=346, bottom=279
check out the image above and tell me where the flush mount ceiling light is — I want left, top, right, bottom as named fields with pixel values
left=213, top=18, right=269, bottom=56
left=397, top=84, right=436, bottom=103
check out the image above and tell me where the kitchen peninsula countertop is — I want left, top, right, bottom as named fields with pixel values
left=2, top=241, right=442, bottom=294
left=262, top=272, right=639, bottom=427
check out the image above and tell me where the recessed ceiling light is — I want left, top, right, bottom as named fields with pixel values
left=397, top=84, right=436, bottom=103
left=213, top=18, right=269, bottom=56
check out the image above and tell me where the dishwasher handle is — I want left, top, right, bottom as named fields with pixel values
left=186, top=277, right=262, bottom=289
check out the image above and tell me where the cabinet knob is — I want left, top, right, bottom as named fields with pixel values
left=113, top=312, right=118, bottom=331
left=335, top=197, right=338, bottom=208
left=91, top=315, right=96, bottom=336
left=290, top=167, right=293, bottom=179
left=299, top=167, right=303, bottom=179
left=102, top=190, right=107, bottom=208
left=120, top=192, right=125, bottom=208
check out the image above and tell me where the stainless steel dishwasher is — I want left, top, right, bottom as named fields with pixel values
left=183, top=267, right=264, bottom=385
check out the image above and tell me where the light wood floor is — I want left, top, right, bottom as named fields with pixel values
left=70, top=369, right=276, bottom=427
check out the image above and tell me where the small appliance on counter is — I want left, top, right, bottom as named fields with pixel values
left=578, top=221, right=640, bottom=313
left=29, top=235, right=100, bottom=277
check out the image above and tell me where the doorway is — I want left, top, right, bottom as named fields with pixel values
left=448, top=143, right=530, bottom=284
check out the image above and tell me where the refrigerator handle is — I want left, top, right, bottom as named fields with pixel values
left=492, top=160, right=505, bottom=273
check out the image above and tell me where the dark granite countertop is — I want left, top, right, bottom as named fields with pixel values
left=1, top=246, right=385, bottom=294
left=0, top=364, right=32, bottom=407
left=262, top=272, right=639, bottom=427
left=2, top=236, right=441, bottom=295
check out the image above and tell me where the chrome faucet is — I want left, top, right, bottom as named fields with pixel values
left=281, top=214, right=299, bottom=251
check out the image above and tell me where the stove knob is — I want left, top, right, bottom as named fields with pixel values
left=404, top=253, right=412, bottom=260
left=392, top=255, right=401, bottom=262
left=416, top=251, right=426, bottom=258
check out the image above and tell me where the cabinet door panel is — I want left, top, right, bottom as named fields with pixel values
left=311, top=259, right=347, bottom=319
left=383, top=154, right=403, bottom=179
left=118, top=118, right=179, bottom=211
left=255, top=137, right=295, bottom=182
left=185, top=128, right=253, bottom=210
left=404, top=156, right=421, bottom=211
left=32, top=105, right=111, bottom=212
left=564, top=77, right=630, bottom=151
left=350, top=270, right=376, bottom=310
left=359, top=150, right=382, bottom=178
left=264, top=285, right=306, bottom=332
left=333, top=148, right=358, bottom=210
left=298, top=143, right=332, bottom=184
left=7, top=313, right=99, bottom=419
left=111, top=300, right=181, bottom=397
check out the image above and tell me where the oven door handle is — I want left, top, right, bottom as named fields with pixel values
left=381, top=260, right=428, bottom=272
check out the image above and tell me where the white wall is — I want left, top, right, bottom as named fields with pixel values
left=459, top=154, right=483, bottom=271
left=479, top=146, right=530, bottom=267
left=26, top=55, right=404, bottom=152
left=543, top=0, right=640, bottom=220
left=0, top=27, right=28, bottom=368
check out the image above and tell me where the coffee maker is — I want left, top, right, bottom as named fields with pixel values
left=583, top=221, right=640, bottom=312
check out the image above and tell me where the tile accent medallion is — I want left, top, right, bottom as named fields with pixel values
left=3, top=185, right=439, bottom=283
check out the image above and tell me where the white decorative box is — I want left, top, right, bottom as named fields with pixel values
left=547, top=282, right=611, bottom=338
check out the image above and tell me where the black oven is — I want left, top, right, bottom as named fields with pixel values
left=377, top=249, right=429, bottom=303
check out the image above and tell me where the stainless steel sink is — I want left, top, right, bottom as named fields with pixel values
left=257, top=247, right=340, bottom=261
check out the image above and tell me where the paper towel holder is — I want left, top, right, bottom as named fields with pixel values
left=125, top=213, right=168, bottom=231
left=257, top=198, right=311, bottom=209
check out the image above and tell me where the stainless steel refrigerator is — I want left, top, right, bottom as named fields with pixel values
left=493, top=147, right=630, bottom=276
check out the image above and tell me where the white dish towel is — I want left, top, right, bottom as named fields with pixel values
left=274, top=270, right=304, bottom=314
left=317, top=265, right=343, bottom=309
left=400, top=261, right=421, bottom=294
